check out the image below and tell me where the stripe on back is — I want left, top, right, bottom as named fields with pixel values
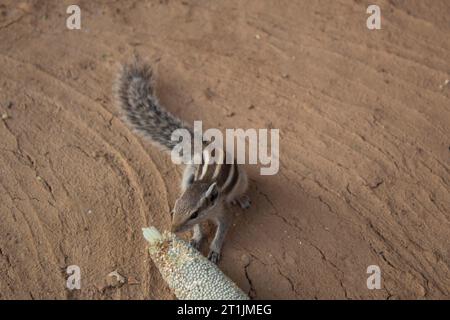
left=193, top=148, right=239, bottom=195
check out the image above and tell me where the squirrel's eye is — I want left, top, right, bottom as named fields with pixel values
left=190, top=210, right=199, bottom=220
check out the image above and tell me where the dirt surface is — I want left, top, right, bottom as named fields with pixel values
left=0, top=0, right=449, bottom=299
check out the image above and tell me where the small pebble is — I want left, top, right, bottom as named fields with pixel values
left=255, top=34, right=261, bottom=40
left=107, top=270, right=126, bottom=286
left=241, top=254, right=251, bottom=266
left=439, top=79, right=449, bottom=89
left=1, top=113, right=9, bottom=120
left=127, top=276, right=140, bottom=285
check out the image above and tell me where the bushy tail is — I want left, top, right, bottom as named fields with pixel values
left=116, top=59, right=192, bottom=151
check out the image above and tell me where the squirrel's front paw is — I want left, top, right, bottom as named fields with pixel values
left=208, top=250, right=221, bottom=264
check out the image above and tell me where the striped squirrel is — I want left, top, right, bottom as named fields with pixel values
left=116, top=59, right=251, bottom=263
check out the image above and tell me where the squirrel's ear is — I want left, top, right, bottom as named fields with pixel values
left=204, top=182, right=219, bottom=203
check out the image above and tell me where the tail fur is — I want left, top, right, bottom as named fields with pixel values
left=116, top=59, right=192, bottom=151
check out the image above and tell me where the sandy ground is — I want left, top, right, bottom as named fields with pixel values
left=0, top=0, right=449, bottom=300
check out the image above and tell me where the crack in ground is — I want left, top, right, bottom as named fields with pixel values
left=243, top=261, right=256, bottom=299
left=275, top=266, right=300, bottom=295
left=0, top=13, right=28, bottom=31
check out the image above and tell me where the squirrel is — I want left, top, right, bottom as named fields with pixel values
left=116, top=59, right=251, bottom=263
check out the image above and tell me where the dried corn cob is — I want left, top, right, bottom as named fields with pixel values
left=142, top=227, right=249, bottom=300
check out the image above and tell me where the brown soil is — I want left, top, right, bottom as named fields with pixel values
left=0, top=0, right=449, bottom=299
